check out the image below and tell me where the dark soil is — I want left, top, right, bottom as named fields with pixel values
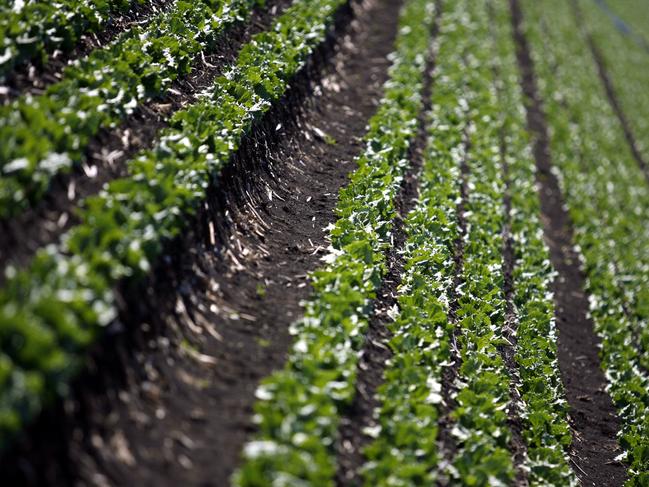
left=569, top=0, right=649, bottom=185
left=510, top=0, right=627, bottom=485
left=0, top=0, right=402, bottom=484
left=0, top=0, right=293, bottom=275
left=334, top=6, right=440, bottom=482
left=0, top=0, right=175, bottom=100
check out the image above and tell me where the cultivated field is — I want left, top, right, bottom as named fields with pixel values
left=0, top=0, right=647, bottom=485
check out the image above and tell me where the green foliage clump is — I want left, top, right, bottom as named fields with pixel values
left=233, top=0, right=436, bottom=483
left=521, top=0, right=649, bottom=482
left=0, top=0, right=346, bottom=449
left=0, top=0, right=260, bottom=217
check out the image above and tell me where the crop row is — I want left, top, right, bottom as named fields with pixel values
left=0, top=0, right=259, bottom=218
left=232, top=0, right=437, bottom=483
left=0, top=0, right=134, bottom=79
left=521, top=0, right=649, bottom=482
left=236, top=0, right=578, bottom=485
left=0, top=0, right=348, bottom=448
left=591, top=0, right=649, bottom=51
left=576, top=0, right=649, bottom=172
left=490, top=0, right=576, bottom=483
left=365, top=0, right=574, bottom=484
left=361, top=2, right=460, bottom=482
left=438, top=5, right=516, bottom=481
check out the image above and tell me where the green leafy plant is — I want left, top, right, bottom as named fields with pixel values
left=0, top=0, right=348, bottom=449
left=0, top=0, right=135, bottom=80
left=521, top=0, right=649, bottom=482
left=233, top=0, right=436, bottom=483
left=575, top=0, right=649, bottom=169
left=364, top=1, right=575, bottom=485
left=0, top=0, right=260, bottom=217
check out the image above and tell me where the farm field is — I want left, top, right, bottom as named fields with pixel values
left=0, top=0, right=648, bottom=485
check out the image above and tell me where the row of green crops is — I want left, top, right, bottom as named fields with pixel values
left=433, top=4, right=515, bottom=481
left=361, top=2, right=460, bottom=482
left=576, top=0, right=649, bottom=173
left=592, top=0, right=649, bottom=50
left=0, top=0, right=261, bottom=218
left=232, top=0, right=437, bottom=483
left=0, top=0, right=347, bottom=449
left=521, top=0, right=649, bottom=482
left=235, top=0, right=578, bottom=485
left=364, top=0, right=575, bottom=481
left=490, top=0, right=576, bottom=483
left=0, top=0, right=135, bottom=79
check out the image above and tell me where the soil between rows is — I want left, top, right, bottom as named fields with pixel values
left=0, top=0, right=294, bottom=276
left=510, top=0, right=627, bottom=484
left=0, top=0, right=403, bottom=484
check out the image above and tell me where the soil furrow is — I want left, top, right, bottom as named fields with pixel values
left=509, top=0, right=627, bottom=485
left=0, top=0, right=403, bottom=484
left=435, top=127, right=470, bottom=480
left=0, top=0, right=176, bottom=100
left=0, top=0, right=292, bottom=276
left=333, top=7, right=441, bottom=483
left=568, top=0, right=649, bottom=185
